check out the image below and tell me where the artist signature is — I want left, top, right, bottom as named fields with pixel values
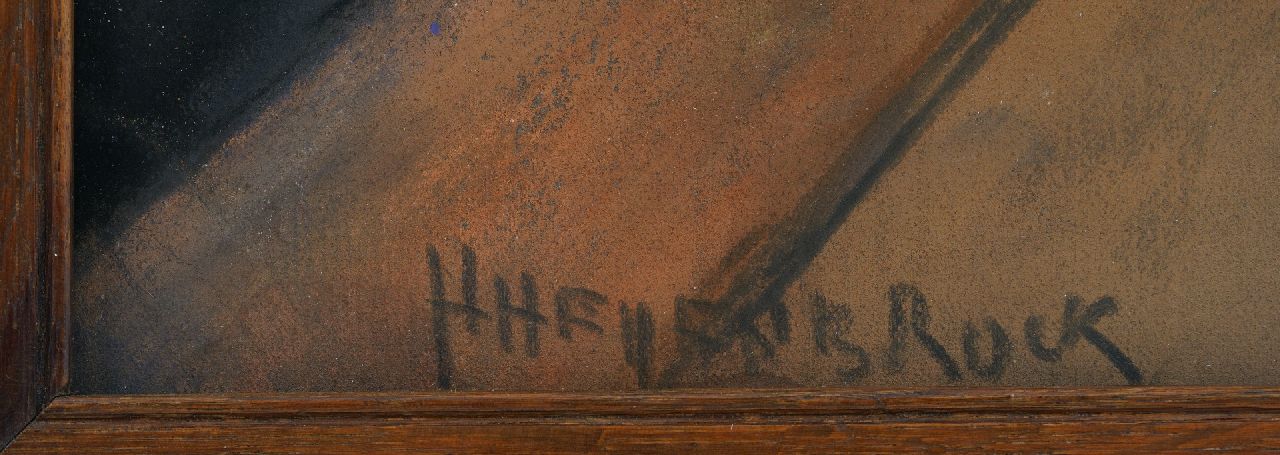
left=424, top=244, right=1143, bottom=389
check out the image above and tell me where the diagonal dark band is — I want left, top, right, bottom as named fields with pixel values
left=661, top=0, right=1040, bottom=386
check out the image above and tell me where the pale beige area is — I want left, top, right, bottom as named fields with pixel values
left=770, top=0, right=1280, bottom=386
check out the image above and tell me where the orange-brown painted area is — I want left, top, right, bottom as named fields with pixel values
left=72, top=0, right=1280, bottom=393
left=73, top=0, right=975, bottom=392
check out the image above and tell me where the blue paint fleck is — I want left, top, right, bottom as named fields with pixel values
left=429, top=21, right=441, bottom=36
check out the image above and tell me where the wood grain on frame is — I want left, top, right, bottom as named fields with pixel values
left=8, top=388, right=1280, bottom=453
left=0, top=0, right=71, bottom=448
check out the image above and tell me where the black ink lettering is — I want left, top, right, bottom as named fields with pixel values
left=427, top=244, right=491, bottom=390
left=810, top=292, right=871, bottom=382
left=739, top=300, right=790, bottom=374
left=621, top=301, right=656, bottom=388
left=887, top=283, right=962, bottom=381
left=767, top=297, right=791, bottom=345
left=555, top=287, right=606, bottom=341
left=962, top=318, right=1010, bottom=380
left=672, top=296, right=722, bottom=364
left=428, top=246, right=452, bottom=390
left=494, top=276, right=514, bottom=352
left=461, top=245, right=481, bottom=333
left=665, top=291, right=789, bottom=381
left=495, top=272, right=548, bottom=357
left=743, top=296, right=791, bottom=374
left=1024, top=295, right=1143, bottom=385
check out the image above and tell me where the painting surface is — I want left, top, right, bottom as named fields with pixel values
left=73, top=0, right=1280, bottom=392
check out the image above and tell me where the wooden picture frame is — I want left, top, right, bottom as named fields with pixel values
left=4, top=0, right=1279, bottom=452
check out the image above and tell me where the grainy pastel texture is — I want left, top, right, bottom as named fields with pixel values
left=74, top=0, right=974, bottom=392
left=769, top=0, right=1280, bottom=387
left=73, top=0, right=1280, bottom=392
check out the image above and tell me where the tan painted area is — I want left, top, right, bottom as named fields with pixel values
left=73, top=0, right=974, bottom=392
left=770, top=0, right=1280, bottom=386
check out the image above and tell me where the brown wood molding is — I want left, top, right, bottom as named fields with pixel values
left=8, top=388, right=1280, bottom=453
left=28, top=387, right=1280, bottom=419
left=0, top=0, right=71, bottom=448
